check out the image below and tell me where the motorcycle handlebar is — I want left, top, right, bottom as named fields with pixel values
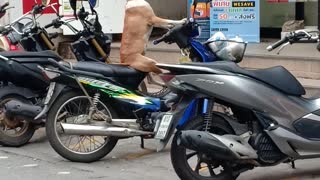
left=267, top=37, right=289, bottom=51
left=44, top=22, right=55, bottom=29
left=1, top=2, right=9, bottom=10
left=153, top=33, right=169, bottom=45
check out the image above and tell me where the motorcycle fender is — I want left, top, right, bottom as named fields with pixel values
left=157, top=95, right=195, bottom=151
left=34, top=83, right=68, bottom=121
left=0, top=84, right=38, bottom=100
left=47, top=83, right=68, bottom=109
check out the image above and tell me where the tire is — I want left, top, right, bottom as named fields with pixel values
left=171, top=115, right=237, bottom=180
left=46, top=91, right=118, bottom=162
left=0, top=95, right=35, bottom=147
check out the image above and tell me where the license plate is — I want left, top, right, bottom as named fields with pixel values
left=155, top=113, right=174, bottom=140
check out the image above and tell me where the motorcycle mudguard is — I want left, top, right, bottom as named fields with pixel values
left=157, top=95, right=195, bottom=151
left=0, top=84, right=38, bottom=100
left=34, top=83, right=67, bottom=120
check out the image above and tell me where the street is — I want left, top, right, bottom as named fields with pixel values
left=0, top=129, right=320, bottom=180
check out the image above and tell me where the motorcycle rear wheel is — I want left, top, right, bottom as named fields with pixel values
left=171, top=115, right=238, bottom=180
left=46, top=91, right=118, bottom=162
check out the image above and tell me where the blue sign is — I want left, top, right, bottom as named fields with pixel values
left=210, top=0, right=260, bottom=42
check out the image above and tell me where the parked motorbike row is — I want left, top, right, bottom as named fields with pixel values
left=0, top=0, right=320, bottom=180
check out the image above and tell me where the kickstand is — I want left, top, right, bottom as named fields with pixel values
left=291, top=160, right=296, bottom=169
left=140, top=136, right=145, bottom=149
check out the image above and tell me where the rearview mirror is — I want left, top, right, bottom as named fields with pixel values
left=88, top=0, right=97, bottom=8
left=42, top=0, right=51, bottom=6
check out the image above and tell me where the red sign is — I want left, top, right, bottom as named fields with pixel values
left=23, top=0, right=59, bottom=14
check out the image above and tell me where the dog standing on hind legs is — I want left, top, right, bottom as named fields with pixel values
left=120, top=0, right=187, bottom=73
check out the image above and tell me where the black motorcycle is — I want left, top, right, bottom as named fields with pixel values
left=0, top=0, right=111, bottom=147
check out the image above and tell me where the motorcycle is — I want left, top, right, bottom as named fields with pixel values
left=170, top=29, right=320, bottom=180
left=0, top=0, right=91, bottom=146
left=0, top=2, right=17, bottom=51
left=0, top=0, right=68, bottom=147
left=28, top=14, right=245, bottom=162
left=0, top=0, right=114, bottom=147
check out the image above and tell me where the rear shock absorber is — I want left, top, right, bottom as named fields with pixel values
left=88, top=92, right=101, bottom=119
left=203, top=98, right=214, bottom=131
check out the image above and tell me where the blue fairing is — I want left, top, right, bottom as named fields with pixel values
left=190, top=40, right=217, bottom=62
left=176, top=99, right=198, bottom=129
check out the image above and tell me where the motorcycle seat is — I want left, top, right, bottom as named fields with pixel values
left=73, top=61, right=146, bottom=89
left=73, top=61, right=145, bottom=77
left=0, top=50, right=62, bottom=60
left=184, top=61, right=306, bottom=96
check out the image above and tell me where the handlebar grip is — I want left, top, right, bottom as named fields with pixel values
left=44, top=22, right=55, bottom=29
left=153, top=39, right=162, bottom=45
left=1, top=2, right=9, bottom=10
left=267, top=37, right=289, bottom=51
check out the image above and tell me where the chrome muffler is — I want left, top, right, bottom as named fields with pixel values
left=60, top=123, right=153, bottom=137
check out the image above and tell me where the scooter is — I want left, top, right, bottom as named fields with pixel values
left=169, top=29, right=320, bottom=180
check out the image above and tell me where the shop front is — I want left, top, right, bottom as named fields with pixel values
left=262, top=0, right=319, bottom=38
left=186, top=0, right=319, bottom=41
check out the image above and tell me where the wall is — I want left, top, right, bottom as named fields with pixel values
left=305, top=2, right=318, bottom=26
left=146, top=0, right=187, bottom=19
left=260, top=1, right=295, bottom=28
left=261, top=1, right=318, bottom=28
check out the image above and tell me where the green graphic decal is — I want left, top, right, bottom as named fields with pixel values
left=78, top=77, right=153, bottom=105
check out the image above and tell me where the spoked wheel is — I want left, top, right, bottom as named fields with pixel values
left=46, top=91, right=118, bottom=162
left=138, top=73, right=170, bottom=98
left=0, top=96, right=35, bottom=147
left=171, top=115, right=238, bottom=180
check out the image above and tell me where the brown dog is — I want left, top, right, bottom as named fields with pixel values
left=120, top=0, right=186, bottom=73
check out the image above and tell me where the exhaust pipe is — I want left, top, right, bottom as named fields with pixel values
left=4, top=100, right=43, bottom=123
left=177, top=130, right=257, bottom=160
left=61, top=123, right=154, bottom=137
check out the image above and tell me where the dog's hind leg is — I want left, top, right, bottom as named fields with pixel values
left=122, top=54, right=162, bottom=74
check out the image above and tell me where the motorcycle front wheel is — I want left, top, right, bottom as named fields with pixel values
left=46, top=91, right=118, bottom=163
left=171, top=115, right=238, bottom=180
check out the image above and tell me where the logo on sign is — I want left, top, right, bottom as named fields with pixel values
left=232, top=1, right=255, bottom=7
left=212, top=1, right=231, bottom=7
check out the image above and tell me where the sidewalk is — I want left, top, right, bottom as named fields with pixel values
left=111, top=39, right=320, bottom=61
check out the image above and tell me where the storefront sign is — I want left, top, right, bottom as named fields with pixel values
left=210, top=0, right=260, bottom=42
